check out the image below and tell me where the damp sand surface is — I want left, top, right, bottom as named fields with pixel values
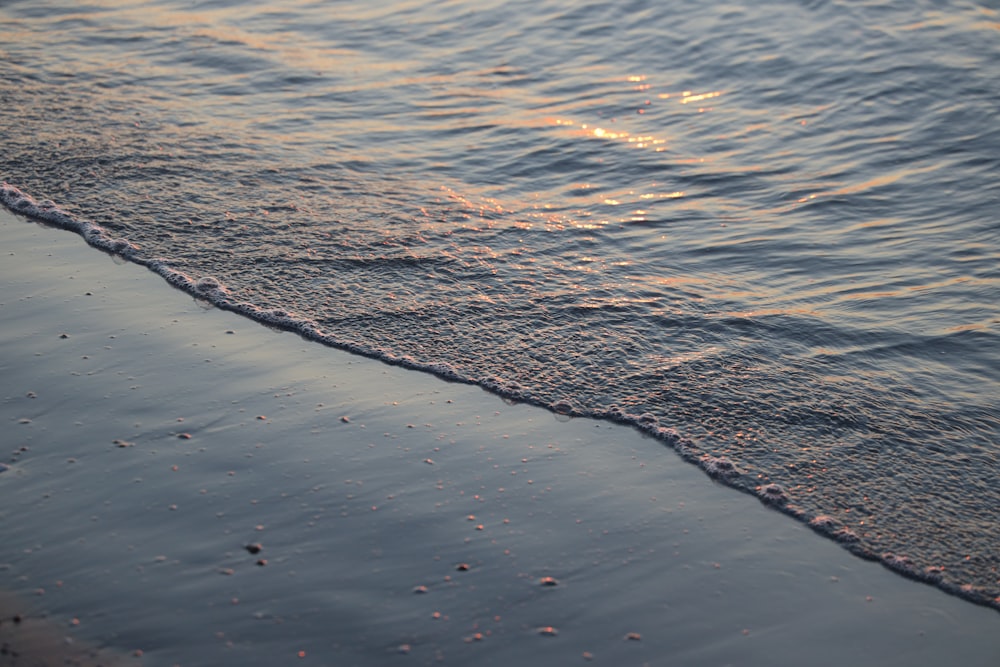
left=1, top=208, right=997, bottom=666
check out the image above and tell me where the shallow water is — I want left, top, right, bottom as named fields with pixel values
left=2, top=212, right=999, bottom=666
left=1, top=0, right=999, bottom=608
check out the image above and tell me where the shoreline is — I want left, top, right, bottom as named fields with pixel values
left=3, top=184, right=997, bottom=615
left=1, top=206, right=997, bottom=665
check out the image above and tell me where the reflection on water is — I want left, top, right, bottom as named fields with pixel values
left=0, top=0, right=998, bottom=610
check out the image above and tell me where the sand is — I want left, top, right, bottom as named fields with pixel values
left=1, top=206, right=997, bottom=666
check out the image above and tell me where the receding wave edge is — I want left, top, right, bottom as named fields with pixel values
left=2, top=181, right=996, bottom=613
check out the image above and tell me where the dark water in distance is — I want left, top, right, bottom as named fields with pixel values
left=1, top=0, right=998, bottom=609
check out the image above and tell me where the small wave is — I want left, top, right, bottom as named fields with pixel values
left=3, top=182, right=998, bottom=615
left=2, top=183, right=140, bottom=259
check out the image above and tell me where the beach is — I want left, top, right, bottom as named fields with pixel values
left=2, top=209, right=997, bottom=666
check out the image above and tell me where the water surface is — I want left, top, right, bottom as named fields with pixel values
left=1, top=0, right=998, bottom=609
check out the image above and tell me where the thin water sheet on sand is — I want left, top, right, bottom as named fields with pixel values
left=0, top=208, right=997, bottom=666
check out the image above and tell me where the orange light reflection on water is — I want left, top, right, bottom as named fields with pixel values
left=552, top=118, right=670, bottom=152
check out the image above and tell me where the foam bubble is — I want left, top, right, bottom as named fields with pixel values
left=700, top=455, right=739, bottom=479
left=423, top=362, right=464, bottom=382
left=549, top=399, right=577, bottom=415
left=808, top=515, right=838, bottom=534
left=601, top=405, right=630, bottom=423
left=833, top=527, right=860, bottom=544
left=480, top=375, right=525, bottom=398
left=757, top=483, right=788, bottom=505
left=193, top=276, right=229, bottom=296
left=881, top=552, right=920, bottom=579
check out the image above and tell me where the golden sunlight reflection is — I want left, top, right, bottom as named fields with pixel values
left=548, top=88, right=723, bottom=154
left=601, top=191, right=684, bottom=224
left=671, top=90, right=723, bottom=105
left=413, top=71, right=731, bottom=235
left=431, top=185, right=606, bottom=234
left=551, top=118, right=670, bottom=153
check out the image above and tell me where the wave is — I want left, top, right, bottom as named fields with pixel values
left=4, top=181, right=998, bottom=614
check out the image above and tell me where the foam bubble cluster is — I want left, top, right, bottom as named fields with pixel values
left=1, top=183, right=137, bottom=259
left=699, top=455, right=740, bottom=479
left=757, top=483, right=788, bottom=505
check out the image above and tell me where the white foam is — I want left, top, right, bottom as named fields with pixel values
left=700, top=454, right=740, bottom=479
left=1, top=183, right=137, bottom=260
left=758, top=483, right=789, bottom=505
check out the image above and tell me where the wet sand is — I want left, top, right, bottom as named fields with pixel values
left=1, top=206, right=998, bottom=666
left=0, top=591, right=143, bottom=667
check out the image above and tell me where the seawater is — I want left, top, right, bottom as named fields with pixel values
left=1, top=0, right=998, bottom=610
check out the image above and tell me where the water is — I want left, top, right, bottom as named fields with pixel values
left=1, top=0, right=998, bottom=611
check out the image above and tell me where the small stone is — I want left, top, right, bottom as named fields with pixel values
left=245, top=543, right=262, bottom=555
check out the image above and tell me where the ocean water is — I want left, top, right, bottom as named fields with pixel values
left=1, top=0, right=998, bottom=612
